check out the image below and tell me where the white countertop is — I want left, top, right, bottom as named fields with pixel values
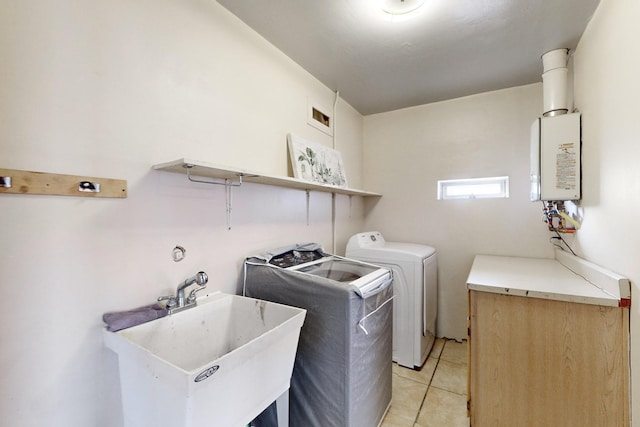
left=466, top=252, right=629, bottom=307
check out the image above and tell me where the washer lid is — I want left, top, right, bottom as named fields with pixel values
left=294, top=258, right=365, bottom=282
left=289, top=256, right=392, bottom=297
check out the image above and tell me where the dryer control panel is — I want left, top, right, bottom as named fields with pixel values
left=346, top=231, right=386, bottom=251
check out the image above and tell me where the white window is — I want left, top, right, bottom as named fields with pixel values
left=437, top=176, right=509, bottom=200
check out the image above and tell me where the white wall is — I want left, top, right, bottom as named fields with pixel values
left=4, top=0, right=636, bottom=424
left=572, top=0, right=640, bottom=424
left=0, top=1, right=365, bottom=425
left=362, top=84, right=554, bottom=339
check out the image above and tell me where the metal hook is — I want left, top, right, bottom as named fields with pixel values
left=78, top=181, right=100, bottom=193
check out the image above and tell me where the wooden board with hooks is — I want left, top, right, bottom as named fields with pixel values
left=0, top=168, right=127, bottom=198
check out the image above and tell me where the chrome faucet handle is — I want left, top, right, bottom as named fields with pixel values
left=157, top=295, right=177, bottom=308
left=187, top=285, right=207, bottom=304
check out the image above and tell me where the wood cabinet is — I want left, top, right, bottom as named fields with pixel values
left=468, top=290, right=629, bottom=426
left=466, top=253, right=630, bottom=427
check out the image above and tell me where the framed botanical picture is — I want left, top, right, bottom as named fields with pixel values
left=287, top=133, right=348, bottom=187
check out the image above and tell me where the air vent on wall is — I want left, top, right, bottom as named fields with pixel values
left=307, top=99, right=333, bottom=136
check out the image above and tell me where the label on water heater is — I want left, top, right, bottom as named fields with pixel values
left=538, top=112, right=581, bottom=200
left=555, top=142, right=578, bottom=191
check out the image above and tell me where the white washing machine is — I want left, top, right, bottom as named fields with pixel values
left=346, top=231, right=437, bottom=369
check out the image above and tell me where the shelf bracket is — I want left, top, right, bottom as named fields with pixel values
left=306, top=189, right=311, bottom=226
left=225, top=179, right=233, bottom=230
left=182, top=164, right=249, bottom=230
left=183, top=164, right=244, bottom=187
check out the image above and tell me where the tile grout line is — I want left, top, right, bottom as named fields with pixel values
left=428, top=384, right=468, bottom=397
left=385, top=339, right=469, bottom=427
left=412, top=341, right=446, bottom=426
left=413, top=360, right=438, bottom=425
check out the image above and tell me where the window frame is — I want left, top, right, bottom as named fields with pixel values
left=437, top=176, right=510, bottom=200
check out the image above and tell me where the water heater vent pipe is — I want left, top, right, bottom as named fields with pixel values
left=542, top=48, right=569, bottom=117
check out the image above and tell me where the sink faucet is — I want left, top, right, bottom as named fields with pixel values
left=176, top=271, right=208, bottom=307
left=158, top=271, right=208, bottom=314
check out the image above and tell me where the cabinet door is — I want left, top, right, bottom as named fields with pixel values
left=468, top=290, right=629, bottom=427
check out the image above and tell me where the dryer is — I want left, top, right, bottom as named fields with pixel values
left=346, top=231, right=437, bottom=369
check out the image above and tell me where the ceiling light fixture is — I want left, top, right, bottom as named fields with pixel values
left=381, top=0, right=426, bottom=15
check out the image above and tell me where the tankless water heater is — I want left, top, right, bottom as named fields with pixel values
left=530, top=112, right=581, bottom=201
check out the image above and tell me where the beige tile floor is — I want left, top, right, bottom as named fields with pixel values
left=381, top=339, right=470, bottom=427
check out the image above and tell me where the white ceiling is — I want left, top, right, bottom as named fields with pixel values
left=216, top=0, right=600, bottom=115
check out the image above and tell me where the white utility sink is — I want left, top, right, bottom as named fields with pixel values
left=104, top=292, right=306, bottom=427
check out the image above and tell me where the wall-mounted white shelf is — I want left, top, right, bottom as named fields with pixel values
left=152, top=158, right=381, bottom=197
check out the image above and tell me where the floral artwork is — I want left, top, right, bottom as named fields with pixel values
left=287, top=133, right=348, bottom=187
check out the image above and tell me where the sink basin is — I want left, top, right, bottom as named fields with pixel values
left=104, top=292, right=306, bottom=427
